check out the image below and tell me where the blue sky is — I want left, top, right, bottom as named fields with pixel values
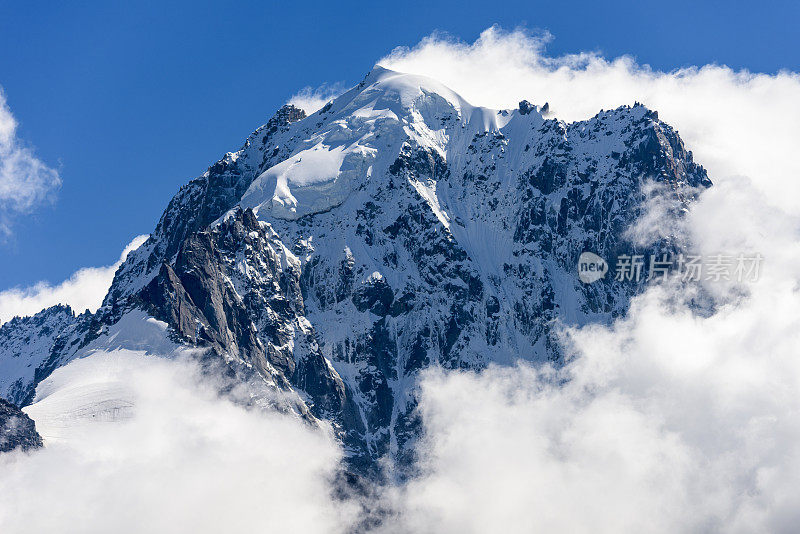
left=1, top=0, right=798, bottom=290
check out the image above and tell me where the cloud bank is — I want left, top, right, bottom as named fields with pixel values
left=0, top=90, right=61, bottom=236
left=371, top=27, right=800, bottom=534
left=0, top=350, right=355, bottom=534
left=0, top=234, right=149, bottom=324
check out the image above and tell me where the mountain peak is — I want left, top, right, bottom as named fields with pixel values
left=1, top=66, right=711, bottom=474
left=240, top=67, right=539, bottom=221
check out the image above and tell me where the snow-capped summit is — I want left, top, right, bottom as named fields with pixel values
left=240, top=66, right=525, bottom=221
left=0, top=67, right=710, bottom=471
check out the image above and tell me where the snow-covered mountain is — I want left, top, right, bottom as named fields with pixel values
left=0, top=66, right=709, bottom=469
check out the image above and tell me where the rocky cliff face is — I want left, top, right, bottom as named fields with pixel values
left=0, top=67, right=710, bottom=472
left=0, top=397, right=42, bottom=453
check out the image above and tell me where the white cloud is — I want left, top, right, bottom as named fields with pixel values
left=393, top=254, right=800, bottom=532
left=287, top=83, right=346, bottom=114
left=370, top=27, right=800, bottom=533
left=0, top=89, right=61, bottom=236
left=0, top=350, right=356, bottom=534
left=0, top=234, right=149, bottom=324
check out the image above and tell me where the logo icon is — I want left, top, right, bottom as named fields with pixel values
left=578, top=252, right=608, bottom=284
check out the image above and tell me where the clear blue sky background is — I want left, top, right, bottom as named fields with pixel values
left=1, top=0, right=798, bottom=289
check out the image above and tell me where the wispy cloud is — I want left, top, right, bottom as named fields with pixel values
left=0, top=89, right=61, bottom=237
left=287, top=82, right=346, bottom=114
left=0, top=234, right=148, bottom=324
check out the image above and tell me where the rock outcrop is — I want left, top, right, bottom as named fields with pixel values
left=0, top=397, right=42, bottom=453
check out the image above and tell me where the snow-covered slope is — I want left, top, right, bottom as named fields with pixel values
left=0, top=66, right=710, bottom=472
left=0, top=305, right=91, bottom=406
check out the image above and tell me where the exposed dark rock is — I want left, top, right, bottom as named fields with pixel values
left=0, top=397, right=42, bottom=453
left=519, top=100, right=535, bottom=115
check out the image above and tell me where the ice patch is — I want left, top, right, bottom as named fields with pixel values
left=242, top=143, right=376, bottom=220
left=78, top=309, right=181, bottom=357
